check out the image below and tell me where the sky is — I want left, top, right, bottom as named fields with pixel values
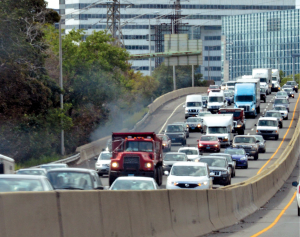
left=46, top=0, right=300, bottom=10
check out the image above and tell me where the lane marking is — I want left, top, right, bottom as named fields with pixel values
left=251, top=191, right=297, bottom=237
left=251, top=128, right=254, bottom=131
left=257, top=94, right=300, bottom=174
left=159, top=102, right=185, bottom=133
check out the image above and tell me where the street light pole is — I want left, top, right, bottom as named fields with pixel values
left=149, top=19, right=151, bottom=76
left=59, top=18, right=65, bottom=156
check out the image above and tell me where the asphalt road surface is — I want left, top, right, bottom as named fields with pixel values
left=75, top=91, right=300, bottom=191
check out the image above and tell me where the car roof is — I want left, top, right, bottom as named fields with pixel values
left=40, top=164, right=67, bottom=167
left=46, top=168, right=95, bottom=173
left=234, top=135, right=257, bottom=138
left=225, top=147, right=244, bottom=150
left=165, top=152, right=186, bottom=155
left=210, top=153, right=230, bottom=157
left=179, top=147, right=198, bottom=150
left=17, top=168, right=47, bottom=172
left=258, top=117, right=278, bottom=121
left=200, top=156, right=226, bottom=160
left=266, top=110, right=281, bottom=113
left=114, top=176, right=155, bottom=181
left=172, top=161, right=207, bottom=167
left=0, top=174, right=47, bottom=180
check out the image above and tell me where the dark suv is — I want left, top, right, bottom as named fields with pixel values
left=164, top=124, right=187, bottom=145
left=198, top=156, right=231, bottom=186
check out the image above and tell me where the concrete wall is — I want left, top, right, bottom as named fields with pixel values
left=75, top=87, right=207, bottom=164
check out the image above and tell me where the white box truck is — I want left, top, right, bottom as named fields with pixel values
left=252, top=68, right=272, bottom=95
left=207, top=91, right=227, bottom=114
left=202, top=114, right=234, bottom=147
left=271, top=69, right=281, bottom=92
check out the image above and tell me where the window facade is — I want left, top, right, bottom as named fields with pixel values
left=222, top=9, right=300, bottom=80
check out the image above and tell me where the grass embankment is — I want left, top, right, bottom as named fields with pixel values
left=15, top=154, right=63, bottom=170
left=123, top=107, right=149, bottom=130
left=280, top=75, right=300, bottom=87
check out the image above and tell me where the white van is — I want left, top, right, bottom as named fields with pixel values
left=0, top=154, right=15, bottom=174
left=183, top=95, right=203, bottom=119
left=207, top=91, right=227, bottom=113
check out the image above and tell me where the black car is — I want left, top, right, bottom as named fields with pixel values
left=198, top=156, right=231, bottom=186
left=260, top=88, right=267, bottom=103
left=164, top=124, right=187, bottom=145
left=173, top=122, right=189, bottom=138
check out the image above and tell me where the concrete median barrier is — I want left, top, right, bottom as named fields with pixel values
left=58, top=191, right=104, bottom=237
left=207, top=189, right=223, bottom=230
left=0, top=192, right=61, bottom=237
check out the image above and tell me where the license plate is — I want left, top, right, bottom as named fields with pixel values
left=172, top=138, right=176, bottom=141
left=128, top=174, right=134, bottom=176
left=206, top=147, right=210, bottom=149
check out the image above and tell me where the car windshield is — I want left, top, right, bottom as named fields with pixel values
left=209, top=85, right=219, bottom=89
left=186, top=102, right=202, bottom=107
left=265, top=112, right=281, bottom=118
left=283, top=88, right=292, bottom=92
left=235, top=95, right=253, bottom=102
left=166, top=125, right=184, bottom=133
left=40, top=165, right=67, bottom=171
left=255, top=136, right=263, bottom=142
left=260, top=88, right=266, bottom=92
left=187, top=118, right=198, bottom=122
left=157, top=135, right=167, bottom=141
left=98, top=152, right=111, bottom=160
left=227, top=83, right=235, bottom=87
left=277, top=92, right=287, bottom=96
left=209, top=96, right=223, bottom=102
left=272, top=77, right=277, bottom=81
left=286, top=81, right=295, bottom=85
left=234, top=137, right=256, bottom=143
left=219, top=110, right=242, bottom=118
left=273, top=106, right=285, bottom=111
left=202, top=96, right=208, bottom=101
left=179, top=149, right=198, bottom=155
left=47, top=171, right=93, bottom=190
left=111, top=180, right=154, bottom=190
left=258, top=120, right=277, bottom=127
left=171, top=166, right=207, bottom=176
left=274, top=99, right=288, bottom=104
left=125, top=141, right=153, bottom=152
left=164, top=154, right=186, bottom=161
left=0, top=178, right=45, bottom=192
left=200, top=136, right=218, bottom=141
left=16, top=170, right=46, bottom=176
left=208, top=127, right=227, bottom=134
left=260, top=78, right=267, bottom=83
left=225, top=149, right=245, bottom=155
left=199, top=158, right=226, bottom=168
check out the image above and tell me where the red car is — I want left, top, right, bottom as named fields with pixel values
left=207, top=85, right=220, bottom=94
left=197, top=135, right=220, bottom=153
left=157, top=134, right=172, bottom=152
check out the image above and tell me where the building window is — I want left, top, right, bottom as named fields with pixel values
left=59, top=0, right=65, bottom=4
left=205, top=67, right=221, bottom=71
left=204, top=56, right=221, bottom=61
left=204, top=36, right=221, bottom=41
left=267, top=18, right=281, bottom=31
left=204, top=46, right=221, bottom=51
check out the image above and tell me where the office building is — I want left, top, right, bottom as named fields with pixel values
left=59, top=0, right=295, bottom=81
left=222, top=8, right=300, bottom=81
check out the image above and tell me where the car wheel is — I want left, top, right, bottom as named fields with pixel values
left=288, top=108, right=290, bottom=112
left=254, top=153, right=259, bottom=160
left=225, top=176, right=231, bottom=186
left=108, top=172, right=117, bottom=186
left=280, top=124, right=283, bottom=129
left=263, top=148, right=266, bottom=153
left=157, top=166, right=163, bottom=186
left=298, top=206, right=300, bottom=216
left=244, top=163, right=248, bottom=169
left=231, top=169, right=234, bottom=178
left=264, top=98, right=266, bottom=103
left=275, top=135, right=279, bottom=140
left=286, top=115, right=289, bottom=120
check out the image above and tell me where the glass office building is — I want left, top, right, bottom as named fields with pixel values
left=222, top=9, right=300, bottom=81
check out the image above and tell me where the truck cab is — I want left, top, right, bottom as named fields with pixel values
left=109, top=132, right=163, bottom=186
left=252, top=68, right=272, bottom=95
left=202, top=114, right=234, bottom=147
left=207, top=91, right=227, bottom=113
left=219, top=108, right=245, bottom=135
left=0, top=155, right=15, bottom=174
left=183, top=95, right=203, bottom=119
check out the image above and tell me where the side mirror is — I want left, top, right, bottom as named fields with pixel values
left=292, top=181, right=298, bottom=187
left=254, top=124, right=257, bottom=126
left=228, top=164, right=233, bottom=168
left=94, top=156, right=98, bottom=160
left=164, top=171, right=169, bottom=176
left=256, top=140, right=260, bottom=143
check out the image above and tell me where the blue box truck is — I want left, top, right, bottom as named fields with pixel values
left=234, top=79, right=260, bottom=118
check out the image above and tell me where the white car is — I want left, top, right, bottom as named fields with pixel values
left=273, top=105, right=289, bottom=120
left=275, top=91, right=289, bottom=101
left=178, top=147, right=200, bottom=161
left=256, top=117, right=279, bottom=140
left=95, top=151, right=112, bottom=176
left=292, top=180, right=300, bottom=216
left=16, top=168, right=47, bottom=176
left=166, top=162, right=212, bottom=190
left=109, top=177, right=159, bottom=190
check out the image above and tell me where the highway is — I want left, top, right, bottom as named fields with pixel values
left=76, top=91, right=299, bottom=191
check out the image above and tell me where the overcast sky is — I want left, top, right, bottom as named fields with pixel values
left=46, top=0, right=300, bottom=11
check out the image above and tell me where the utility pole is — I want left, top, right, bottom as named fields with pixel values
left=59, top=19, right=65, bottom=156
left=107, top=0, right=123, bottom=46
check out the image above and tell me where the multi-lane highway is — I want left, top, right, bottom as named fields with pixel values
left=76, top=91, right=299, bottom=192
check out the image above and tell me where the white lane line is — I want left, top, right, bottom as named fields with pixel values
left=159, top=102, right=185, bottom=133
left=251, top=128, right=254, bottom=131
left=247, top=133, right=250, bottom=135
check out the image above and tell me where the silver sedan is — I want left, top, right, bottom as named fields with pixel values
left=254, top=135, right=266, bottom=153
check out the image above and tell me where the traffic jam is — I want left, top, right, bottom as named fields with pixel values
left=0, top=68, right=298, bottom=193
